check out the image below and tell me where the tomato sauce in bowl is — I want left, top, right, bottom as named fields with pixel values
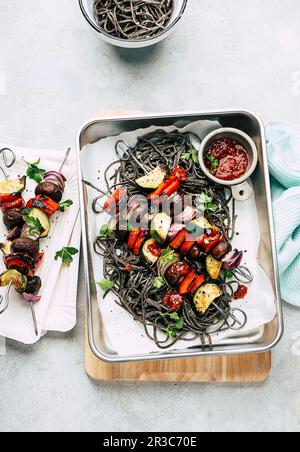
left=205, top=138, right=250, bottom=182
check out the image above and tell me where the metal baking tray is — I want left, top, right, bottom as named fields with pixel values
left=76, top=110, right=284, bottom=363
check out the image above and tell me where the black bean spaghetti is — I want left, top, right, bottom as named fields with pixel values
left=93, top=0, right=175, bottom=40
left=92, top=130, right=252, bottom=350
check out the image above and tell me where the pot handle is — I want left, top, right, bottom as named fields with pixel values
left=231, top=180, right=253, bottom=201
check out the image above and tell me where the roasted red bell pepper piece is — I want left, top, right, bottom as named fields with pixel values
left=133, top=231, right=149, bottom=255
left=147, top=177, right=176, bottom=201
left=162, top=180, right=180, bottom=197
left=203, top=232, right=224, bottom=254
left=180, top=239, right=196, bottom=255
left=4, top=254, right=35, bottom=277
left=0, top=193, right=20, bottom=205
left=179, top=271, right=198, bottom=295
left=103, top=187, right=126, bottom=211
left=26, top=195, right=59, bottom=217
left=189, top=275, right=206, bottom=294
left=1, top=197, right=25, bottom=213
left=128, top=229, right=141, bottom=250
left=34, top=252, right=44, bottom=270
left=197, top=234, right=205, bottom=246
left=169, top=229, right=187, bottom=250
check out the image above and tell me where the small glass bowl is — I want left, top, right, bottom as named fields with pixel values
left=78, top=0, right=188, bottom=48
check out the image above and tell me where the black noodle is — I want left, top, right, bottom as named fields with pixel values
left=93, top=130, right=242, bottom=350
left=93, top=0, right=175, bottom=40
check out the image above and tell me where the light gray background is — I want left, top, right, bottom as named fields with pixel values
left=0, top=0, right=300, bottom=433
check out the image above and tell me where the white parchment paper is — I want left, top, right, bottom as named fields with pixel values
left=0, top=144, right=80, bottom=344
left=81, top=120, right=277, bottom=356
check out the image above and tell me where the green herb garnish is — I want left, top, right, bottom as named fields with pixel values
left=196, top=193, right=219, bottom=213
left=100, top=224, right=113, bottom=238
left=25, top=216, right=43, bottom=235
left=55, top=247, right=79, bottom=266
left=206, top=154, right=219, bottom=170
left=160, top=247, right=178, bottom=266
left=21, top=208, right=32, bottom=217
left=97, top=279, right=115, bottom=293
left=153, top=276, right=165, bottom=289
left=175, top=316, right=184, bottom=330
left=59, top=199, right=73, bottom=212
left=166, top=315, right=185, bottom=339
left=182, top=146, right=199, bottom=164
left=24, top=158, right=46, bottom=183
left=166, top=326, right=177, bottom=339
left=223, top=270, right=234, bottom=280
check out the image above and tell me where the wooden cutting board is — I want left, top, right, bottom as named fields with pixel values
left=85, top=331, right=271, bottom=382
left=85, top=110, right=271, bottom=383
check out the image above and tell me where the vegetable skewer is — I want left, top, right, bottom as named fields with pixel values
left=0, top=148, right=71, bottom=336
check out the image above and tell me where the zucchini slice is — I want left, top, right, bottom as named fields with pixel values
left=0, top=176, right=26, bottom=195
left=0, top=269, right=27, bottom=292
left=142, top=239, right=161, bottom=265
left=27, top=208, right=50, bottom=238
left=0, top=241, right=12, bottom=256
left=136, top=167, right=166, bottom=190
left=151, top=213, right=172, bottom=243
left=206, top=255, right=222, bottom=280
left=194, top=284, right=223, bottom=315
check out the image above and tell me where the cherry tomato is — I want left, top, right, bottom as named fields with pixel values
left=234, top=285, right=248, bottom=300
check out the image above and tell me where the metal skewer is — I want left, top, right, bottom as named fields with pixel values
left=27, top=147, right=71, bottom=336
left=30, top=301, right=38, bottom=336
left=59, top=147, right=71, bottom=173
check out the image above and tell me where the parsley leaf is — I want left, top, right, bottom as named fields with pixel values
left=100, top=224, right=113, bottom=238
left=97, top=279, right=114, bottom=293
left=175, top=316, right=184, bottom=330
left=165, top=313, right=185, bottom=337
left=25, top=216, right=43, bottom=235
left=59, top=199, right=73, bottom=212
left=160, top=247, right=178, bottom=266
left=196, top=193, right=219, bottom=213
left=223, top=270, right=234, bottom=280
left=55, top=247, right=79, bottom=266
left=166, top=326, right=177, bottom=339
left=127, top=223, right=135, bottom=232
left=153, top=276, right=165, bottom=289
left=206, top=154, right=219, bottom=170
left=24, top=158, right=46, bottom=184
left=182, top=146, right=199, bottom=164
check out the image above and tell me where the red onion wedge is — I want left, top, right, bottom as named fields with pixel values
left=44, top=171, right=66, bottom=192
left=23, top=293, right=41, bottom=303
left=167, top=224, right=184, bottom=241
left=222, top=249, right=243, bottom=270
left=175, top=206, right=197, bottom=224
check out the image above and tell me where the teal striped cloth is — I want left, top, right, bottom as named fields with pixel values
left=266, top=121, right=300, bottom=307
